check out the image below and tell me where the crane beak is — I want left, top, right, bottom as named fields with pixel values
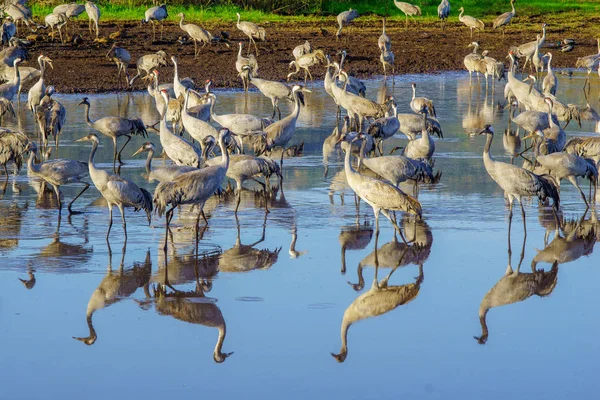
left=75, top=137, right=88, bottom=143
left=132, top=146, right=145, bottom=157
left=301, top=88, right=312, bottom=93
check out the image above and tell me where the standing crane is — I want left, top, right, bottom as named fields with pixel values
left=342, top=135, right=422, bottom=244
left=43, top=12, right=68, bottom=43
left=542, top=52, right=557, bottom=96
left=106, top=43, right=131, bottom=89
left=513, top=23, right=547, bottom=74
left=24, top=141, right=89, bottom=214
left=292, top=40, right=312, bottom=59
left=464, top=41, right=483, bottom=84
left=335, top=8, right=358, bottom=40
left=393, top=1, right=422, bottom=28
left=368, top=96, right=400, bottom=155
left=458, top=7, right=484, bottom=38
left=0, top=57, right=21, bottom=101
left=437, top=0, right=451, bottom=30
left=142, top=3, right=168, bottom=41
left=575, top=38, right=600, bottom=93
left=128, top=50, right=168, bottom=87
left=78, top=97, right=148, bottom=172
left=235, top=13, right=265, bottom=55
left=240, top=65, right=294, bottom=120
left=235, top=42, right=258, bottom=96
left=493, top=0, right=516, bottom=37
left=378, top=18, right=391, bottom=52
left=286, top=49, right=326, bottom=83
left=403, top=107, right=437, bottom=163
left=35, top=86, right=66, bottom=148
left=479, top=124, right=559, bottom=234
left=154, top=128, right=235, bottom=251
left=0, top=127, right=28, bottom=179
left=178, top=13, right=217, bottom=58
left=85, top=1, right=100, bottom=39
left=338, top=50, right=367, bottom=97
left=76, top=133, right=152, bottom=240
left=27, top=54, right=53, bottom=113
left=181, top=89, right=219, bottom=154
left=380, top=47, right=395, bottom=83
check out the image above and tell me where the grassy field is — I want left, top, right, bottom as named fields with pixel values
left=29, top=1, right=600, bottom=22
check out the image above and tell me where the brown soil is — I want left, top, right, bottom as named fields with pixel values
left=25, top=14, right=600, bottom=94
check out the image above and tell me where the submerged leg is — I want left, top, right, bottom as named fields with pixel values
left=68, top=182, right=90, bottom=213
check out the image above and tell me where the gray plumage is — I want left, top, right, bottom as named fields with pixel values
left=235, top=42, right=258, bottom=95
left=512, top=23, right=547, bottom=72
left=378, top=18, right=391, bottom=52
left=181, top=89, right=218, bottom=154
left=0, top=56, right=21, bottom=100
left=76, top=133, right=152, bottom=240
left=132, top=142, right=197, bottom=183
left=458, top=6, right=484, bottom=38
left=0, top=127, right=28, bottom=175
left=2, top=3, right=35, bottom=32
left=236, top=12, right=265, bottom=55
left=241, top=65, right=294, bottom=120
left=142, top=4, right=168, bottom=41
left=208, top=92, right=272, bottom=137
left=287, top=50, right=326, bottom=83
left=292, top=40, right=312, bottom=59
left=1, top=18, right=16, bottom=44
left=129, top=50, right=168, bottom=86
left=492, top=0, right=515, bottom=36
left=403, top=108, right=436, bottom=163
left=25, top=141, right=89, bottom=212
left=394, top=1, right=421, bottom=28
left=368, top=97, right=400, bottom=154
left=410, top=82, right=436, bottom=117
left=84, top=1, right=100, bottom=39
left=53, top=3, right=85, bottom=18
left=396, top=112, right=443, bottom=140
left=79, top=97, right=148, bottom=171
left=337, top=70, right=386, bottom=131
left=437, top=0, right=450, bottom=29
left=336, top=8, right=358, bottom=39
left=35, top=86, right=66, bottom=147
left=27, top=54, right=52, bottom=113
left=178, top=13, right=220, bottom=58
left=106, top=44, right=131, bottom=89
left=338, top=51, right=366, bottom=97
left=43, top=12, right=68, bottom=43
left=564, top=136, right=600, bottom=163
left=575, top=38, right=600, bottom=90
left=542, top=52, right=557, bottom=95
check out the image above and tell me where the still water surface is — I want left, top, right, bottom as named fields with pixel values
left=1, top=72, right=600, bottom=399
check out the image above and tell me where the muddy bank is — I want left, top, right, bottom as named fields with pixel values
left=20, top=14, right=600, bottom=93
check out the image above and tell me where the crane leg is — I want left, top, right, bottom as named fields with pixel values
left=381, top=209, right=408, bottom=244
left=519, top=199, right=527, bottom=237
left=118, top=204, right=127, bottom=241
left=52, top=184, right=62, bottom=210
left=163, top=206, right=176, bottom=252
left=68, top=182, right=90, bottom=214
left=568, top=176, right=589, bottom=209
left=201, top=208, right=208, bottom=224
left=194, top=39, right=198, bottom=58
left=106, top=205, right=113, bottom=240
left=117, top=135, right=132, bottom=164
left=160, top=22, right=164, bottom=40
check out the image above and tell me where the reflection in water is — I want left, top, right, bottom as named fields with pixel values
left=18, top=268, right=36, bottom=290
left=349, top=217, right=432, bottom=291
left=34, top=220, right=92, bottom=270
left=331, top=241, right=423, bottom=363
left=219, top=215, right=281, bottom=273
left=474, top=233, right=558, bottom=345
left=153, top=286, right=233, bottom=363
left=339, top=220, right=373, bottom=274
left=73, top=248, right=152, bottom=345
left=0, top=201, right=27, bottom=253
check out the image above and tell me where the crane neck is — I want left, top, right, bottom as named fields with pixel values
left=337, top=316, right=351, bottom=360
left=173, top=60, right=180, bottom=86
left=88, top=140, right=99, bottom=172
left=214, top=325, right=227, bottom=361
left=74, top=313, right=97, bottom=345
left=476, top=311, right=489, bottom=344
left=145, top=148, right=154, bottom=174
left=511, top=1, right=515, bottom=14
left=547, top=54, right=553, bottom=71
left=472, top=43, right=479, bottom=54
left=412, top=85, right=417, bottom=101
left=291, top=90, right=302, bottom=119
left=178, top=14, right=185, bottom=28
left=237, top=44, right=242, bottom=59
left=483, top=133, right=494, bottom=164
left=540, top=25, right=546, bottom=43
left=12, top=61, right=19, bottom=85
left=459, top=8, right=464, bottom=18
left=382, top=19, right=386, bottom=34
left=218, top=135, right=230, bottom=169
left=597, top=38, right=600, bottom=54
left=236, top=13, right=241, bottom=25
left=27, top=148, right=40, bottom=174
left=82, top=102, right=94, bottom=127
left=344, top=142, right=357, bottom=178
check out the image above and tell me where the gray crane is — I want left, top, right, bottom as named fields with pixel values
left=27, top=54, right=53, bottom=113
left=341, top=135, right=422, bottom=244
left=79, top=97, right=148, bottom=172
left=479, top=124, right=559, bottom=234
left=235, top=42, right=258, bottom=96
left=235, top=12, right=265, bottom=55
left=575, top=38, right=600, bottom=93
left=181, top=89, right=219, bottom=153
left=1, top=17, right=16, bottom=45
left=76, top=133, right=152, bottom=240
left=2, top=2, right=35, bottom=33
left=208, top=92, right=272, bottom=142
left=106, top=43, right=130, bottom=89
left=287, top=49, right=326, bottom=83
left=84, top=1, right=100, bottom=39
left=458, top=7, right=484, bottom=38
left=437, top=0, right=451, bottom=30
left=171, top=55, right=200, bottom=105
left=132, top=142, right=197, bottom=183
left=493, top=0, right=516, bottom=37
left=564, top=136, right=600, bottom=164
left=154, top=128, right=234, bottom=251
left=149, top=71, right=182, bottom=133
left=254, top=85, right=309, bottom=165
left=464, top=41, right=483, bottom=84
left=240, top=65, right=294, bottom=120
left=142, top=3, right=167, bottom=41
left=403, top=107, right=436, bottom=163
left=525, top=130, right=598, bottom=207
left=53, top=3, right=84, bottom=36
left=0, top=56, right=21, bottom=101
left=25, top=141, right=89, bottom=214
left=368, top=96, right=400, bottom=155
left=335, top=8, right=358, bottom=40
left=380, top=47, right=395, bottom=83
left=542, top=52, right=557, bottom=96
left=128, top=50, right=168, bottom=87
left=512, top=23, right=546, bottom=74
left=35, top=86, right=66, bottom=148
left=157, top=90, right=201, bottom=167
left=396, top=111, right=443, bottom=140
left=0, top=127, right=27, bottom=178
left=178, top=13, right=217, bottom=58
left=338, top=70, right=386, bottom=131
left=378, top=18, right=391, bottom=52
left=410, top=82, right=436, bottom=117
left=43, top=12, right=68, bottom=43
left=292, top=40, right=311, bottom=59
left=338, top=50, right=366, bottom=96
left=393, top=1, right=421, bottom=28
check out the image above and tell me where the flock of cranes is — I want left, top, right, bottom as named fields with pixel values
left=1, top=0, right=600, bottom=362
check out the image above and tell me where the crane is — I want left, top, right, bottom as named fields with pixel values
left=78, top=97, right=148, bottom=172
left=142, top=3, right=168, bottom=41
left=106, top=43, right=131, bottom=89
left=410, top=82, right=436, bottom=117
left=513, top=23, right=547, bottom=74
left=287, top=50, right=326, bottom=83
left=458, top=7, right=484, bottom=38
left=235, top=42, right=258, bottom=96
left=35, top=86, right=66, bottom=148
left=76, top=133, right=152, bottom=240
left=393, top=1, right=422, bottom=29
left=43, top=12, right=68, bottom=43
left=27, top=54, right=53, bottom=113
left=380, top=47, right=395, bottom=83
left=437, top=0, right=450, bottom=30
left=542, top=52, right=557, bottom=96
left=235, top=12, right=265, bottom=55
left=24, top=141, right=89, bottom=214
left=335, top=8, right=358, bottom=40
left=0, top=127, right=28, bottom=180
left=132, top=142, right=197, bottom=183
left=493, top=0, right=516, bottom=37
left=378, top=18, right=391, bottom=52
left=0, top=57, right=21, bottom=101
left=479, top=124, right=559, bottom=235
left=128, top=50, right=168, bottom=87
left=240, top=65, right=294, bottom=120
left=85, top=1, right=100, bottom=39
left=368, top=96, right=400, bottom=155
left=575, top=38, right=600, bottom=93
left=154, top=128, right=235, bottom=251
left=403, top=107, right=437, bottom=163
left=292, top=40, right=312, bottom=59
left=177, top=13, right=218, bottom=58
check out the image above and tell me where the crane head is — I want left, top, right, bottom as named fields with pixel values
left=78, top=97, right=90, bottom=106
left=23, top=141, right=37, bottom=154
left=544, top=97, right=554, bottom=108
left=479, top=124, right=494, bottom=135
left=213, top=351, right=234, bottom=364
left=76, top=133, right=99, bottom=143
left=132, top=142, right=155, bottom=157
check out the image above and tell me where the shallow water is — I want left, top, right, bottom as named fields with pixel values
left=1, top=72, right=600, bottom=399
